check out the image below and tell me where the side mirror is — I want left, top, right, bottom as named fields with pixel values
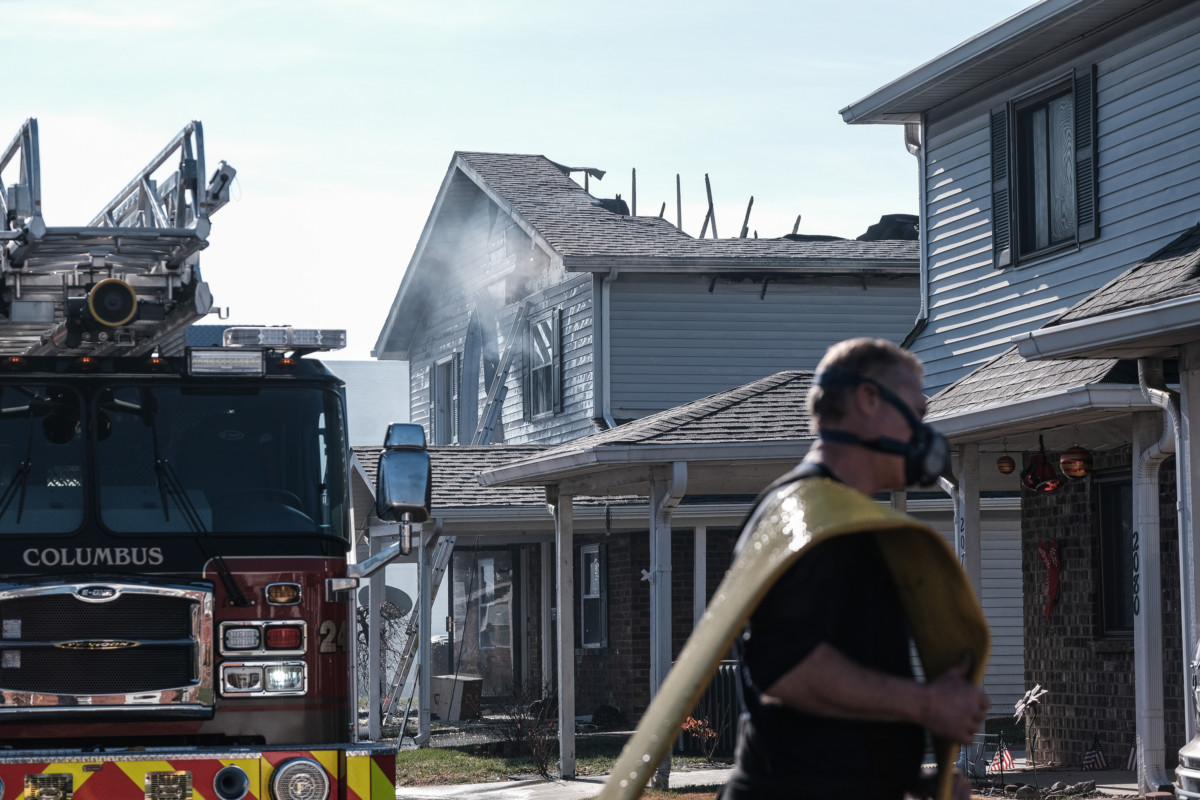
left=374, top=423, right=431, bottom=524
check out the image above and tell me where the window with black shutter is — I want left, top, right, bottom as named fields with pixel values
left=991, top=66, right=1098, bottom=268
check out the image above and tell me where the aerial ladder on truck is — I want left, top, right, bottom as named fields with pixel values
left=0, top=117, right=236, bottom=357
left=0, top=117, right=430, bottom=800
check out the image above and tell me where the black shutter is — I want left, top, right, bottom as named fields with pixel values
left=450, top=352, right=461, bottom=444
left=522, top=318, right=532, bottom=422
left=990, top=106, right=1012, bottom=269
left=427, top=365, right=438, bottom=445
left=1075, top=65, right=1099, bottom=243
left=551, top=308, right=563, bottom=414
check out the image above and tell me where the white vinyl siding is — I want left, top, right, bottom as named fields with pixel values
left=919, top=505, right=1024, bottom=714
left=609, top=274, right=917, bottom=417
left=912, top=13, right=1200, bottom=395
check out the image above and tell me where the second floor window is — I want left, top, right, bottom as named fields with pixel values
left=430, top=353, right=459, bottom=445
left=991, top=65, right=1097, bottom=268
left=526, top=309, right=561, bottom=419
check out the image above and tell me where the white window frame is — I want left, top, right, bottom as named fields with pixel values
left=580, top=543, right=607, bottom=649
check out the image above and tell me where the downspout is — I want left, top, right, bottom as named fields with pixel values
left=1135, top=358, right=1180, bottom=792
left=598, top=266, right=619, bottom=429
left=900, top=121, right=929, bottom=349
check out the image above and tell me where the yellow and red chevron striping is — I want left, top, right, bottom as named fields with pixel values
left=0, top=748, right=394, bottom=799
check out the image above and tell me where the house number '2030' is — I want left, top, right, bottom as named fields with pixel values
left=318, top=620, right=348, bottom=653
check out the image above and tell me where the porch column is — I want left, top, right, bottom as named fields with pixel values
left=1179, top=343, right=1200, bottom=743
left=958, top=443, right=983, bottom=597
left=416, top=525, right=435, bottom=745
left=693, top=526, right=707, bottom=626
left=1133, top=409, right=1169, bottom=790
left=650, top=463, right=687, bottom=789
left=541, top=541, right=554, bottom=694
left=553, top=492, right=577, bottom=779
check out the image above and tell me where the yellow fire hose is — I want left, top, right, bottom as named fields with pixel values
left=596, top=477, right=990, bottom=800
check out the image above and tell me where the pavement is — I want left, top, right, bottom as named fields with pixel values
left=393, top=751, right=1145, bottom=799
left=393, top=766, right=731, bottom=799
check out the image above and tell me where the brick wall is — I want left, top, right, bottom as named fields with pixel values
left=1020, top=446, right=1183, bottom=767
left=525, top=527, right=740, bottom=724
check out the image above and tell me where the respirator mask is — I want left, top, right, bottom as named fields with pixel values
left=814, top=368, right=951, bottom=487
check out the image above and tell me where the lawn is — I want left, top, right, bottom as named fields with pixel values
left=394, top=732, right=726, bottom=787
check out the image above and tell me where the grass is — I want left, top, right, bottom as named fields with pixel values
left=394, top=732, right=728, bottom=787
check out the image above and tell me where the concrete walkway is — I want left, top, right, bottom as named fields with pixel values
left=394, top=767, right=731, bottom=799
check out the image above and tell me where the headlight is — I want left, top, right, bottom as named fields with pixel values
left=221, top=661, right=306, bottom=696
left=222, top=665, right=263, bottom=693
left=265, top=663, right=305, bottom=692
left=223, top=626, right=261, bottom=651
left=270, top=758, right=330, bottom=800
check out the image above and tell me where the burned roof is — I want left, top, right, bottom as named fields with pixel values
left=455, top=152, right=919, bottom=267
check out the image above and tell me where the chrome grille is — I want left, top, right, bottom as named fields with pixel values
left=0, top=582, right=212, bottom=713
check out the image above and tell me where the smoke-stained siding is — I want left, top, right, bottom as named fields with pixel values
left=607, top=274, right=918, bottom=417
left=406, top=178, right=585, bottom=445
left=912, top=11, right=1200, bottom=395
left=498, top=272, right=599, bottom=445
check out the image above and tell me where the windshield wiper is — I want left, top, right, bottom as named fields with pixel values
left=139, top=398, right=252, bottom=607
left=0, top=414, right=36, bottom=524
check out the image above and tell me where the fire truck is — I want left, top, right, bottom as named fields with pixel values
left=0, top=119, right=429, bottom=800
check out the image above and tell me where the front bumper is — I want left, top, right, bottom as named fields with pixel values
left=0, top=744, right=395, bottom=800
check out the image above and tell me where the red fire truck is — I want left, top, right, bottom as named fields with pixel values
left=0, top=119, right=428, bottom=799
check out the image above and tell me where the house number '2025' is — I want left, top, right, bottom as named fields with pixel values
left=319, top=620, right=348, bottom=653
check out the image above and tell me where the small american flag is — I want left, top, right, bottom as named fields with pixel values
left=1125, top=737, right=1137, bottom=771
left=1083, top=736, right=1108, bottom=771
left=989, top=739, right=1015, bottom=773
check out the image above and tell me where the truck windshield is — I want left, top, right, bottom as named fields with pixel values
left=0, top=385, right=85, bottom=534
left=96, top=384, right=346, bottom=538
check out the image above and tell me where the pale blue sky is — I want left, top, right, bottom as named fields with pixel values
left=7, top=0, right=1033, bottom=358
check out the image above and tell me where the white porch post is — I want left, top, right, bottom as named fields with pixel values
left=650, top=463, right=687, bottom=789
left=541, top=541, right=554, bottom=694
left=960, top=443, right=983, bottom=597
left=417, top=525, right=434, bottom=745
left=1179, top=343, right=1200, bottom=744
left=1133, top=409, right=1169, bottom=791
left=554, top=492, right=577, bottom=779
left=693, top=526, right=707, bottom=626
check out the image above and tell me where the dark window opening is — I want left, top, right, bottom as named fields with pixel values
left=1096, top=473, right=1134, bottom=635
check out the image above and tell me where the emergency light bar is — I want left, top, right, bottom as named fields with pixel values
left=222, top=326, right=347, bottom=351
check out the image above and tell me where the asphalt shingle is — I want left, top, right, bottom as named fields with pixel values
left=928, top=347, right=1136, bottom=418
left=456, top=152, right=919, bottom=263
left=1052, top=223, right=1200, bottom=324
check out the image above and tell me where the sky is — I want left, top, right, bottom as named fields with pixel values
left=5, top=0, right=1035, bottom=360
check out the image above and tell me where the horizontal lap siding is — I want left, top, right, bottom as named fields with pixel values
left=913, top=15, right=1200, bottom=396
left=500, top=272, right=598, bottom=445
left=608, top=274, right=918, bottom=416
left=407, top=180, right=596, bottom=445
left=920, top=507, right=1025, bottom=712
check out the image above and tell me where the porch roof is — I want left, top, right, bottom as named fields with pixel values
left=478, top=371, right=815, bottom=497
left=1016, top=223, right=1200, bottom=360
left=925, top=347, right=1152, bottom=448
